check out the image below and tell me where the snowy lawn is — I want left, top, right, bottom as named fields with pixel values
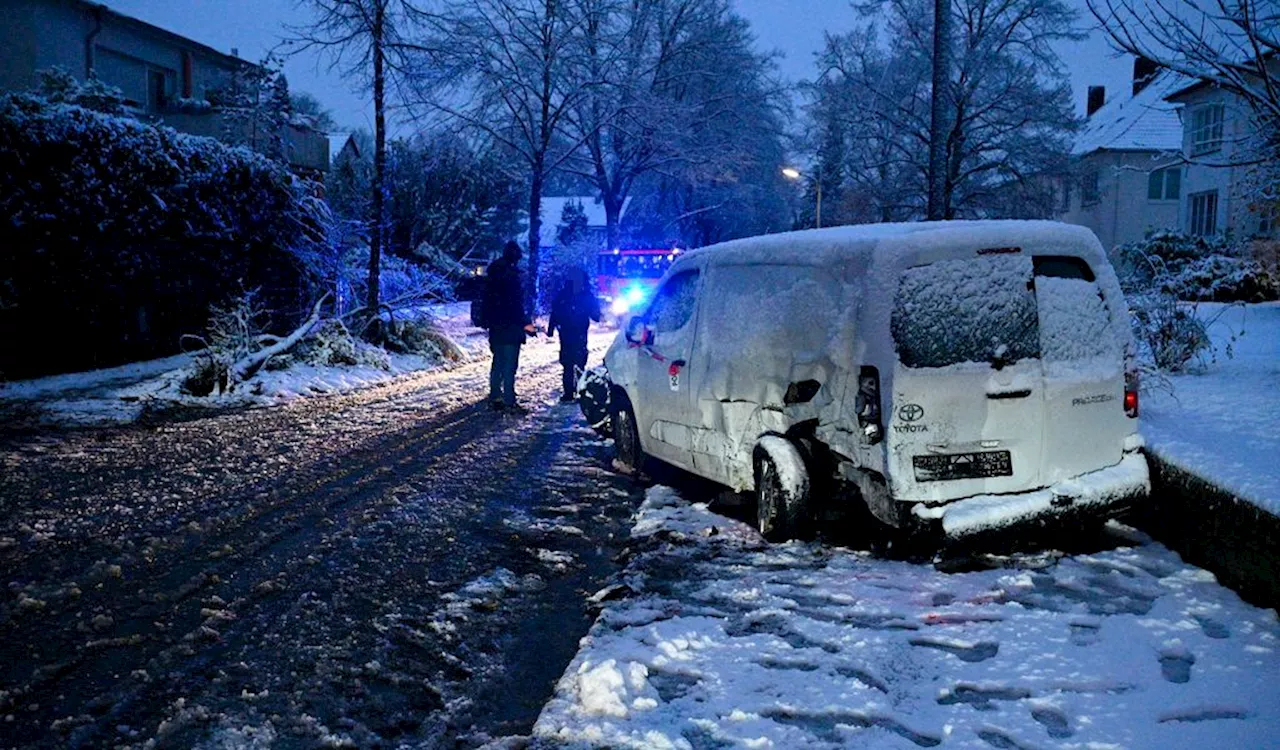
left=0, top=303, right=488, bottom=427
left=534, top=487, right=1280, bottom=749
left=1142, top=302, right=1280, bottom=515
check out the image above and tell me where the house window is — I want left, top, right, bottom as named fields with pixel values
left=1188, top=190, right=1218, bottom=236
left=1081, top=171, right=1100, bottom=206
left=1190, top=104, right=1224, bottom=156
left=1147, top=167, right=1181, bottom=201
left=1057, top=181, right=1072, bottom=212
left=1259, top=208, right=1276, bottom=237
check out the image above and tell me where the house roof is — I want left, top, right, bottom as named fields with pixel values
left=533, top=196, right=632, bottom=247
left=1165, top=53, right=1280, bottom=102
left=93, top=1, right=253, bottom=72
left=1072, top=72, right=1186, bottom=156
left=327, top=133, right=358, bottom=164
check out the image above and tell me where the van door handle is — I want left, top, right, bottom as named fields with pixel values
left=987, top=389, right=1032, bottom=400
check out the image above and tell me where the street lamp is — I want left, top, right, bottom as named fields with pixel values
left=781, top=166, right=821, bottom=228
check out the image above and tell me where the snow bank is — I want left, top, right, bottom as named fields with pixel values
left=1142, top=303, right=1280, bottom=516
left=0, top=353, right=193, bottom=401
left=535, top=487, right=1280, bottom=748
left=0, top=305, right=489, bottom=427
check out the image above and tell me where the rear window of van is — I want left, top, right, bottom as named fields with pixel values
left=892, top=255, right=1039, bottom=369
left=892, top=255, right=1115, bottom=369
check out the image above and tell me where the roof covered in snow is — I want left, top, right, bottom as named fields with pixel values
left=532, top=196, right=632, bottom=247
left=327, top=133, right=358, bottom=164
left=1072, top=73, right=1186, bottom=156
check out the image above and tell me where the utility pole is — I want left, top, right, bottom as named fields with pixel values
left=926, top=0, right=951, bottom=221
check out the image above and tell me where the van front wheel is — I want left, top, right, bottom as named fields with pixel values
left=612, top=400, right=644, bottom=475
left=754, top=437, right=811, bottom=542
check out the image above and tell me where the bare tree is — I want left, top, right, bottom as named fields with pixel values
left=1087, top=0, right=1280, bottom=205
left=409, top=0, right=596, bottom=308
left=816, top=0, right=1080, bottom=221
left=290, top=0, right=419, bottom=331
left=564, top=0, right=740, bottom=249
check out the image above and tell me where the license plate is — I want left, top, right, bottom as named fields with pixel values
left=913, top=451, right=1013, bottom=482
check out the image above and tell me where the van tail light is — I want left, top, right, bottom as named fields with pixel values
left=856, top=366, right=883, bottom=444
left=1124, top=369, right=1140, bottom=418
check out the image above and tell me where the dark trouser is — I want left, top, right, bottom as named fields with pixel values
left=561, top=341, right=588, bottom=398
left=489, top=343, right=521, bottom=405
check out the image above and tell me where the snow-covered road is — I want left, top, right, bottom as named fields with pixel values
left=536, top=488, right=1280, bottom=748
left=0, top=334, right=643, bottom=748
left=6, top=329, right=1280, bottom=749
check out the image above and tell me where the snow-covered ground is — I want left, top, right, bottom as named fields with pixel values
left=0, top=303, right=489, bottom=427
left=1142, top=302, right=1280, bottom=515
left=535, top=487, right=1280, bottom=748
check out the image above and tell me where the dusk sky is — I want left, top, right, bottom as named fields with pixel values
left=102, top=0, right=1138, bottom=133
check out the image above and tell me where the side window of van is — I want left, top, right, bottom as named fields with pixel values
left=647, top=270, right=700, bottom=332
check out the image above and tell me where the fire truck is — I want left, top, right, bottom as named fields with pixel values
left=596, top=247, right=682, bottom=320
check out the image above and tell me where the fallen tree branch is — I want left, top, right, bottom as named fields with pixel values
left=230, top=293, right=331, bottom=384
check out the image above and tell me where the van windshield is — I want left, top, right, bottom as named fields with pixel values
left=892, top=255, right=1040, bottom=369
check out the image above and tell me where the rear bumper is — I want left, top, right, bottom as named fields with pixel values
left=910, top=453, right=1150, bottom=539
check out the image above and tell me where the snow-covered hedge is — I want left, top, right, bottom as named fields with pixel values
left=1113, top=231, right=1279, bottom=303
left=0, top=94, right=317, bottom=380
left=1112, top=232, right=1275, bottom=373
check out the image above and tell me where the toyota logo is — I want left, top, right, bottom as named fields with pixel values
left=898, top=403, right=924, bottom=422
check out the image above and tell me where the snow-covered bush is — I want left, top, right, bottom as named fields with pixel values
left=381, top=317, right=468, bottom=363
left=35, top=67, right=127, bottom=114
left=283, top=319, right=390, bottom=369
left=1112, top=231, right=1278, bottom=302
left=0, top=93, right=316, bottom=379
left=1166, top=255, right=1279, bottom=303
left=1112, top=232, right=1272, bottom=374
left=1128, top=293, right=1212, bottom=373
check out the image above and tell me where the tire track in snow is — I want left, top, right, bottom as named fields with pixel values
left=1, top=337, right=629, bottom=747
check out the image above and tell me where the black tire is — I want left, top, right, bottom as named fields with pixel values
left=612, top=399, right=644, bottom=475
left=754, top=441, right=810, bottom=542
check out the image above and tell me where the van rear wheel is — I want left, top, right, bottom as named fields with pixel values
left=754, top=437, right=811, bottom=542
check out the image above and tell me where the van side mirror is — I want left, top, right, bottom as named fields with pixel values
left=625, top=316, right=652, bottom=345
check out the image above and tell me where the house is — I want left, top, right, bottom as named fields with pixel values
left=0, top=0, right=328, bottom=174
left=1055, top=60, right=1185, bottom=249
left=1164, top=61, right=1279, bottom=241
left=531, top=196, right=633, bottom=253
left=328, top=132, right=361, bottom=168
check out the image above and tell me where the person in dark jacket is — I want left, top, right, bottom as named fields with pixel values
left=484, top=241, right=535, bottom=411
left=547, top=266, right=601, bottom=402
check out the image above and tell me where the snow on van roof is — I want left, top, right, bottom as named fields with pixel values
left=683, top=220, right=1103, bottom=267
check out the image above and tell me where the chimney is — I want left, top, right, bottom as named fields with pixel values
left=1087, top=86, right=1106, bottom=117
left=231, top=47, right=239, bottom=58
left=1133, top=56, right=1158, bottom=96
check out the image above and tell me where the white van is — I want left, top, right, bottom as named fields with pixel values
left=599, top=221, right=1149, bottom=542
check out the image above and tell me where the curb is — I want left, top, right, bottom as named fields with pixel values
left=1132, top=450, right=1280, bottom=611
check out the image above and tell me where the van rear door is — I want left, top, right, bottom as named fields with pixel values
left=888, top=254, right=1045, bottom=502
left=1033, top=258, right=1127, bottom=484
